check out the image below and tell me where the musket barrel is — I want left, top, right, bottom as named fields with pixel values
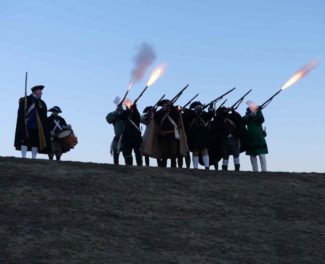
left=153, top=94, right=166, bottom=109
left=260, top=89, right=282, bottom=109
left=203, top=87, right=236, bottom=110
left=119, top=89, right=129, bottom=106
left=230, top=89, right=252, bottom=110
left=182, top=93, right=199, bottom=109
left=170, top=84, right=189, bottom=104
left=133, top=85, right=149, bottom=105
left=218, top=99, right=227, bottom=109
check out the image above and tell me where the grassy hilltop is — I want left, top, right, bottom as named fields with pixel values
left=1, top=157, right=325, bottom=264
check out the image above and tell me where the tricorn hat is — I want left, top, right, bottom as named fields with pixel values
left=31, top=85, right=45, bottom=92
left=157, top=99, right=170, bottom=107
left=48, top=106, right=62, bottom=113
left=143, top=106, right=153, bottom=113
left=190, top=101, right=203, bottom=109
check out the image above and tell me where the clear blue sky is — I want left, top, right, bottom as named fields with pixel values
left=1, top=0, right=324, bottom=172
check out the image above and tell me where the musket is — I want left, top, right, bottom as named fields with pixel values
left=24, top=72, right=29, bottom=138
left=182, top=93, right=199, bottom=109
left=133, top=85, right=149, bottom=105
left=153, top=94, right=166, bottom=110
left=118, top=88, right=130, bottom=107
left=218, top=99, right=227, bottom=109
left=260, top=89, right=282, bottom=109
left=229, top=89, right=252, bottom=110
left=202, top=87, right=236, bottom=110
left=170, top=84, right=189, bottom=104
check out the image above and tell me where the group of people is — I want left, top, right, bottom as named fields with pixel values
left=14, top=84, right=267, bottom=172
left=106, top=96, right=268, bottom=172
left=14, top=85, right=77, bottom=160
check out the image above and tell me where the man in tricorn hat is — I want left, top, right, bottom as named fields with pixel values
left=218, top=106, right=246, bottom=171
left=117, top=98, right=142, bottom=166
left=182, top=101, right=214, bottom=169
left=14, top=85, right=51, bottom=159
left=47, top=106, right=70, bottom=161
left=154, top=99, right=188, bottom=167
left=140, top=105, right=155, bottom=166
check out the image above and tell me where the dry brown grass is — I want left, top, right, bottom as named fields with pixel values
left=1, top=157, right=325, bottom=263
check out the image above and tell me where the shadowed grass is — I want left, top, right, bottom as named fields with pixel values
left=1, top=157, right=325, bottom=263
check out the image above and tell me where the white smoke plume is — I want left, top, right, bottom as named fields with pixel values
left=128, top=43, right=156, bottom=89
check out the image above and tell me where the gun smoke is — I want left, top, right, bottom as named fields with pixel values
left=129, top=43, right=156, bottom=89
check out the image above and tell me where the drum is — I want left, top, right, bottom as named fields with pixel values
left=57, top=129, right=78, bottom=151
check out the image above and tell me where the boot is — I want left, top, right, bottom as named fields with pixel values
left=177, top=157, right=183, bottom=168
left=145, top=156, right=150, bottom=167
left=185, top=153, right=191, bottom=169
left=125, top=156, right=133, bottom=166
left=222, top=165, right=228, bottom=171
left=235, top=164, right=240, bottom=171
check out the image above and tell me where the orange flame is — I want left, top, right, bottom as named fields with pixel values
left=146, top=64, right=167, bottom=87
left=282, top=59, right=319, bottom=90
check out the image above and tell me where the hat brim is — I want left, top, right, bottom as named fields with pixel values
left=190, top=101, right=203, bottom=109
left=31, top=85, right=45, bottom=92
left=157, top=99, right=170, bottom=107
left=48, top=108, right=62, bottom=113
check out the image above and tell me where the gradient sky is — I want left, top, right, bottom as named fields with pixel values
left=1, top=0, right=324, bottom=172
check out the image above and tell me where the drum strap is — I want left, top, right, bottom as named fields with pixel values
left=52, top=119, right=63, bottom=134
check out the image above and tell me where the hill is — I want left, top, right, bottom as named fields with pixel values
left=1, top=157, right=324, bottom=263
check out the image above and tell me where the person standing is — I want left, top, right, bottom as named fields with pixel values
left=154, top=99, right=188, bottom=168
left=14, top=85, right=51, bottom=159
left=118, top=99, right=142, bottom=166
left=182, top=101, right=214, bottom=169
left=218, top=107, right=245, bottom=171
left=209, top=107, right=225, bottom=171
left=47, top=106, right=70, bottom=161
left=178, top=108, right=191, bottom=169
left=140, top=106, right=155, bottom=167
left=106, top=96, right=126, bottom=165
left=243, top=101, right=268, bottom=172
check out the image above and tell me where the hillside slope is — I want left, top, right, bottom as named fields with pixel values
left=1, top=157, right=325, bottom=264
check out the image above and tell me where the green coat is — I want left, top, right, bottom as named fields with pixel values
left=106, top=111, right=125, bottom=137
left=106, top=111, right=126, bottom=153
left=242, top=109, right=268, bottom=156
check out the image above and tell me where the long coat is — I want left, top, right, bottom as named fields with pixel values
left=242, top=109, right=268, bottom=156
left=182, top=109, right=214, bottom=151
left=142, top=106, right=188, bottom=159
left=118, top=106, right=142, bottom=148
left=14, top=95, right=51, bottom=154
left=208, top=109, right=225, bottom=165
left=106, top=110, right=126, bottom=152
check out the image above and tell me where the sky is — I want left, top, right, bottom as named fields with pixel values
left=0, top=0, right=324, bottom=172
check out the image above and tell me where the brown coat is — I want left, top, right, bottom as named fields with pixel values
left=141, top=112, right=188, bottom=159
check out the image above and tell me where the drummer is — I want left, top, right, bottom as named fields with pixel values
left=47, top=106, right=70, bottom=160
